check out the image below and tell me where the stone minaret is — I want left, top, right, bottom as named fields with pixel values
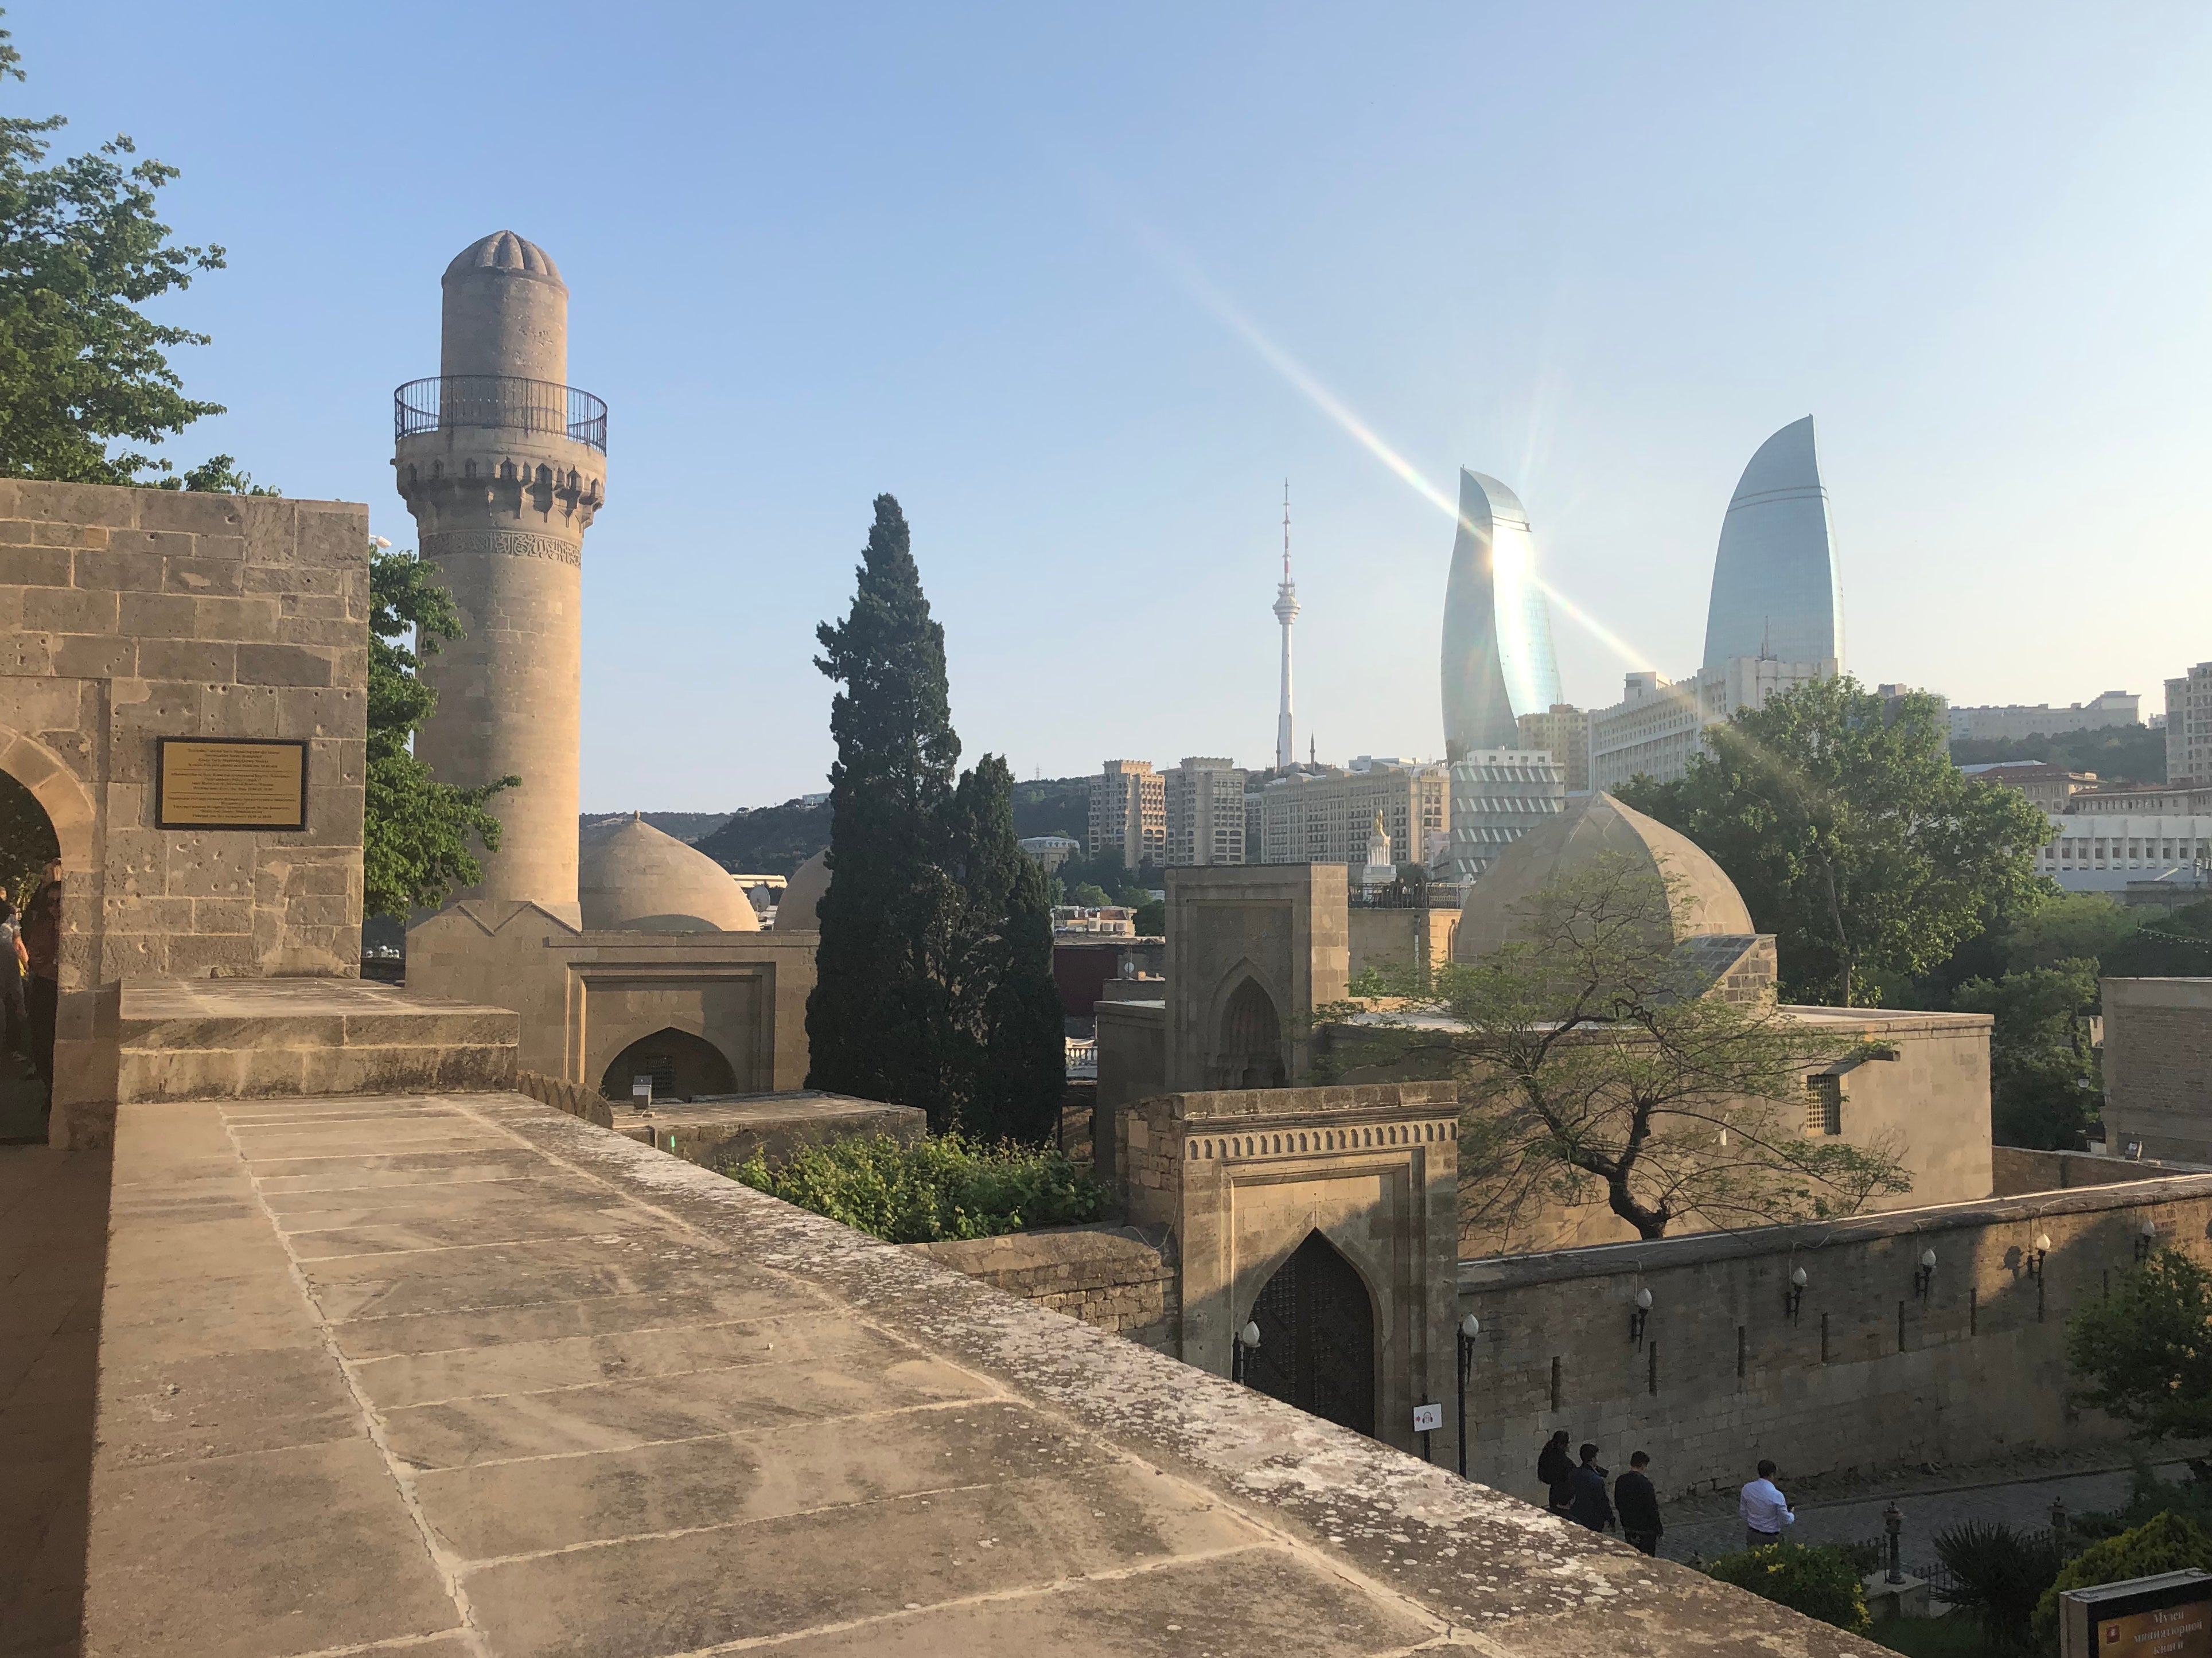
left=394, top=232, right=606, bottom=923
left=1273, top=481, right=1299, bottom=773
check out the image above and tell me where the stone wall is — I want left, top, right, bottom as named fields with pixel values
left=1457, top=1172, right=2212, bottom=1499
left=0, top=480, right=371, bottom=1138
left=907, top=1225, right=1179, bottom=1351
left=1092, top=996, right=1163, bottom=1188
left=1346, top=905, right=1458, bottom=983
left=1993, top=1144, right=2211, bottom=1195
left=2102, top=977, right=2212, bottom=1160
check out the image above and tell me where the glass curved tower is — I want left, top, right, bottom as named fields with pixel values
left=1701, top=416, right=1843, bottom=670
left=1442, top=468, right=1562, bottom=760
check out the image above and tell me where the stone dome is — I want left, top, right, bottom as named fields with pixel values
left=445, top=231, right=564, bottom=286
left=578, top=816, right=759, bottom=933
left=1453, top=791, right=1754, bottom=962
left=774, top=849, right=829, bottom=932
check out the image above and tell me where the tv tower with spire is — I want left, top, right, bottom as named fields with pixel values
left=1272, top=481, right=1300, bottom=772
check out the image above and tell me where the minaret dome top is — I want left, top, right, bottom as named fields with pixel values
left=444, top=231, right=564, bottom=288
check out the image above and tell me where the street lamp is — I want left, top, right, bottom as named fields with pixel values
left=1629, top=1287, right=1653, bottom=1348
left=1786, top=1266, right=1808, bottom=1323
left=1457, top=1314, right=1481, bottom=1478
left=2137, top=1218, right=2159, bottom=1263
left=1884, top=1502, right=1905, bottom=1585
left=2028, top=1232, right=2053, bottom=1281
left=1232, top=1320, right=1261, bottom=1386
left=1914, top=1249, right=1937, bottom=1298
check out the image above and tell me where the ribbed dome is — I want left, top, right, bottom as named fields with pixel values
left=774, top=849, right=828, bottom=932
left=579, top=816, right=759, bottom=933
left=1454, top=792, right=1754, bottom=962
left=445, top=231, right=564, bottom=286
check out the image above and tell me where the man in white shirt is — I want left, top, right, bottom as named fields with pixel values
left=1740, top=1458, right=1795, bottom=1548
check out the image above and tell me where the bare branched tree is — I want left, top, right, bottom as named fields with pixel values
left=1324, top=856, right=1913, bottom=1241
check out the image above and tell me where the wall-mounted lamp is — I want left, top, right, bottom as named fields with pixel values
left=1232, top=1320, right=1261, bottom=1386
left=1456, top=1314, right=1481, bottom=1478
left=2028, top=1232, right=2053, bottom=1281
left=1629, top=1287, right=1653, bottom=1348
left=1786, top=1266, right=1808, bottom=1323
left=2137, top=1218, right=2159, bottom=1263
left=1914, top=1249, right=1937, bottom=1298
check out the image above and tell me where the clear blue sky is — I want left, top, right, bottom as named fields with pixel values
left=24, top=3, right=2212, bottom=809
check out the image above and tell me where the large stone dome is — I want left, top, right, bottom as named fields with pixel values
left=1454, top=791, right=1754, bottom=962
left=774, top=849, right=828, bottom=932
left=579, top=816, right=759, bottom=933
left=444, top=231, right=564, bottom=286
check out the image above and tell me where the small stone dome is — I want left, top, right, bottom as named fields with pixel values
left=1454, top=791, right=1754, bottom=962
left=579, top=816, right=759, bottom=933
left=445, top=231, right=564, bottom=286
left=774, top=849, right=829, bottom=932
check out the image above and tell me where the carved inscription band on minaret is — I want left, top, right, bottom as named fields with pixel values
left=420, top=529, right=582, bottom=567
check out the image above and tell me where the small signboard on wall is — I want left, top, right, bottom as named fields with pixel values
left=2061, top=1569, right=2212, bottom=1657
left=155, top=738, right=309, bottom=831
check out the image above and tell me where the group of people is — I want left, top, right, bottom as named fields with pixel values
left=1537, top=1432, right=1798, bottom=1558
left=0, top=865, right=61, bottom=1095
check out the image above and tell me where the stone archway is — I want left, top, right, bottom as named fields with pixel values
left=1217, top=975, right=1284, bottom=1089
left=1244, top=1230, right=1376, bottom=1438
left=598, top=1027, right=737, bottom=1103
left=0, top=764, right=59, bottom=1142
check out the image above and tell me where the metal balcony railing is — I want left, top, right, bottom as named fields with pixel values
left=393, top=375, right=608, bottom=454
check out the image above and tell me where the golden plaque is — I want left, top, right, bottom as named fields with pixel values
left=155, top=739, right=309, bottom=831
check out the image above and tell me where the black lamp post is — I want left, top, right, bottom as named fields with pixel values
left=1629, top=1287, right=1653, bottom=1348
left=2028, top=1231, right=2052, bottom=1281
left=2137, top=1218, right=2158, bottom=1263
left=1884, top=1502, right=1905, bottom=1585
left=1786, top=1266, right=1808, bottom=1323
left=1914, top=1249, right=1937, bottom=1298
left=1456, top=1313, right=1480, bottom=1478
left=1232, top=1320, right=1260, bottom=1386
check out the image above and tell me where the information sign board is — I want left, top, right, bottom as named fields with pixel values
left=155, top=738, right=309, bottom=831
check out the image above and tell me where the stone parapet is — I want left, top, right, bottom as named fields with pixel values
left=909, top=1223, right=1179, bottom=1350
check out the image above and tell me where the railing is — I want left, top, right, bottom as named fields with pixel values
left=1064, top=1037, right=1099, bottom=1080
left=393, top=375, right=608, bottom=454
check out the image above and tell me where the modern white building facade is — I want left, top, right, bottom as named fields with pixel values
left=1444, top=748, right=1568, bottom=885
left=1702, top=416, right=1844, bottom=672
left=2167, top=663, right=2212, bottom=788
left=1164, top=756, right=1247, bottom=867
left=1588, top=656, right=1835, bottom=793
left=2036, top=813, right=2212, bottom=895
left=1442, top=469, right=1562, bottom=760
left=1948, top=690, right=2139, bottom=744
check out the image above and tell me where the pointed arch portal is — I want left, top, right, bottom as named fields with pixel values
left=598, top=1027, right=736, bottom=1103
left=1218, top=975, right=1284, bottom=1090
left=1245, top=1230, right=1376, bottom=1438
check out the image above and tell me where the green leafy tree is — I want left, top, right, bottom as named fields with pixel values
left=2000, top=891, right=2140, bottom=973
left=364, top=545, right=513, bottom=916
left=1330, top=857, right=1911, bottom=1242
left=807, top=494, right=962, bottom=1118
left=0, top=15, right=232, bottom=485
left=2033, top=1512, right=2212, bottom=1649
left=1066, top=881, right=1112, bottom=908
left=2103, top=898, right=2212, bottom=980
left=1952, top=958, right=2102, bottom=1149
left=1705, top=1542, right=1872, bottom=1636
left=2066, top=1249, right=2212, bottom=1443
left=0, top=766, right=56, bottom=903
left=1622, top=676, right=2054, bottom=1006
left=157, top=453, right=277, bottom=496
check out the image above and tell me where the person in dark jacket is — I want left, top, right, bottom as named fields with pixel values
left=1567, top=1442, right=1613, bottom=1532
left=1536, top=1430, right=1574, bottom=1514
left=1615, top=1450, right=1662, bottom=1555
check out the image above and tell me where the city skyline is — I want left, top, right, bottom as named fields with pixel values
left=24, top=3, right=2212, bottom=808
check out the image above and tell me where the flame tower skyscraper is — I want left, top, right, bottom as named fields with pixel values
left=1273, top=483, right=1300, bottom=771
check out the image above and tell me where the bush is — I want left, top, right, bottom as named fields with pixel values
left=730, top=1133, right=1106, bottom=1243
left=2032, top=1511, right=2212, bottom=1649
left=1930, top=1520, right=2063, bottom=1652
left=1707, top=1541, right=1872, bottom=1636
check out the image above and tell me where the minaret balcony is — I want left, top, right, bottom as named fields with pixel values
left=394, top=374, right=607, bottom=454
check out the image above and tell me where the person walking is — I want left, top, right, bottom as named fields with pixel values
left=1740, top=1458, right=1796, bottom=1550
left=1615, top=1450, right=1662, bottom=1555
left=21, top=869, right=60, bottom=1091
left=1537, top=1429, right=1575, bottom=1516
left=1567, top=1442, right=1614, bottom=1533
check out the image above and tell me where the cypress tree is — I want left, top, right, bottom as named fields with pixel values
left=941, top=755, right=1067, bottom=1143
left=806, top=495, right=960, bottom=1118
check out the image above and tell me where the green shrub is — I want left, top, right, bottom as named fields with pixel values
left=2032, top=1511, right=2212, bottom=1650
left=1707, top=1541, right=1872, bottom=1636
left=729, top=1133, right=1105, bottom=1243
left=1931, top=1520, right=2062, bottom=1653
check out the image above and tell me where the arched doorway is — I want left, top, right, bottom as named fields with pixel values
left=1245, top=1230, right=1376, bottom=1437
left=598, top=1028, right=737, bottom=1103
left=1218, top=976, right=1284, bottom=1089
left=0, top=766, right=59, bottom=1142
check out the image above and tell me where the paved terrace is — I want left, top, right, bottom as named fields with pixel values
left=79, top=1089, right=1885, bottom=1657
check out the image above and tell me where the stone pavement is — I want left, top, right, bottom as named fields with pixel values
left=81, top=1087, right=1892, bottom=1657
left=1, top=1144, right=111, bottom=1657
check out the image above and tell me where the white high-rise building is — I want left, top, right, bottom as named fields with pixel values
left=1588, top=657, right=1835, bottom=793
left=2167, top=664, right=2212, bottom=788
left=1444, top=748, right=1567, bottom=885
left=1165, top=757, right=1247, bottom=867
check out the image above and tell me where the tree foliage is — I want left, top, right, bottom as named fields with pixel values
left=805, top=495, right=1065, bottom=1139
left=0, top=15, right=231, bottom=485
left=1331, top=857, right=1911, bottom=1241
left=730, top=1132, right=1103, bottom=1243
left=1705, top=1542, right=1872, bottom=1636
left=2066, top=1249, right=2212, bottom=1444
left=364, top=545, right=513, bottom=917
left=1951, top=722, right=2167, bottom=787
left=0, top=764, right=55, bottom=903
left=1621, top=675, right=2054, bottom=1006
left=2033, top=1512, right=2212, bottom=1649
left=1929, top=1520, right=2063, bottom=1653
left=1952, top=958, right=2101, bottom=1150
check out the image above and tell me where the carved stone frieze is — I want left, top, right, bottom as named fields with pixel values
left=422, top=529, right=583, bottom=567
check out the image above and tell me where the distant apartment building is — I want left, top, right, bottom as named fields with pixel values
left=2168, top=665, right=2212, bottom=788
left=1588, top=657, right=1835, bottom=792
left=1514, top=704, right=1589, bottom=791
left=1017, top=834, right=1080, bottom=873
left=1088, top=760, right=1165, bottom=869
left=1248, top=757, right=1447, bottom=870
left=1444, top=748, right=1568, bottom=884
left=1163, top=756, right=1247, bottom=867
left=2035, top=814, right=2212, bottom=896
left=1948, top=689, right=2139, bottom=744
left=1052, top=905, right=1137, bottom=938
left=2073, top=785, right=2212, bottom=816
left=1957, top=762, right=2098, bottom=813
